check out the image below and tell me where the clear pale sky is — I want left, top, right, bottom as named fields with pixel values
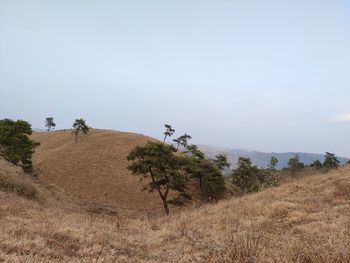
left=1, top=1, right=349, bottom=157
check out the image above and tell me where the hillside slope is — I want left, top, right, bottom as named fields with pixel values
left=0, top=163, right=349, bottom=262
left=0, top=157, right=80, bottom=209
left=31, top=129, right=165, bottom=215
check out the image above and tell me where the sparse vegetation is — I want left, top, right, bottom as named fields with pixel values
left=0, top=124, right=347, bottom=262
left=0, top=119, right=39, bottom=173
left=0, top=161, right=349, bottom=262
left=72, top=118, right=90, bottom=142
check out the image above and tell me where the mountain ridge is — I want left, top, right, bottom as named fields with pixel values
left=198, top=145, right=349, bottom=169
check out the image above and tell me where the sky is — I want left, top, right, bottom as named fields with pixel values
left=1, top=0, right=350, bottom=157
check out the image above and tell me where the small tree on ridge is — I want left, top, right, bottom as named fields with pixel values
left=163, top=124, right=175, bottom=142
left=45, top=117, right=56, bottom=131
left=268, top=156, right=278, bottom=170
left=72, top=118, right=89, bottom=142
left=323, top=152, right=340, bottom=169
left=173, top=133, right=192, bottom=150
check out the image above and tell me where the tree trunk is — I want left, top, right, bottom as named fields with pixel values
left=75, top=132, right=78, bottom=142
left=163, top=135, right=167, bottom=143
left=162, top=198, right=170, bottom=215
left=149, top=169, right=170, bottom=215
left=199, top=176, right=203, bottom=194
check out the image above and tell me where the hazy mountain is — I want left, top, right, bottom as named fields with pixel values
left=198, top=145, right=349, bottom=170
left=32, top=128, right=45, bottom=132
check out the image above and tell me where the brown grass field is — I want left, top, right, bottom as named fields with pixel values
left=30, top=129, right=167, bottom=216
left=0, top=130, right=349, bottom=262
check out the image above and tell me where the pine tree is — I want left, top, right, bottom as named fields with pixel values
left=45, top=117, right=56, bottom=131
left=268, top=156, right=278, bottom=170
left=323, top=152, right=340, bottom=169
left=72, top=119, right=90, bottom=142
left=127, top=141, right=188, bottom=215
left=163, top=124, right=175, bottom=142
left=0, top=119, right=39, bottom=173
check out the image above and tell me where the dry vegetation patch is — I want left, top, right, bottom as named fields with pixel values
left=31, top=130, right=169, bottom=216
left=0, top=158, right=37, bottom=199
left=0, top=164, right=349, bottom=262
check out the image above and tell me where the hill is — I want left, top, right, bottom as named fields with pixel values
left=0, top=157, right=79, bottom=210
left=31, top=129, right=169, bottom=216
left=199, top=145, right=349, bottom=170
left=0, top=158, right=349, bottom=262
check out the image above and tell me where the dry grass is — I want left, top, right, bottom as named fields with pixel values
left=31, top=129, right=166, bottom=216
left=0, top=154, right=349, bottom=262
left=0, top=158, right=37, bottom=199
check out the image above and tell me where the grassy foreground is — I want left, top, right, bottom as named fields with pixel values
left=0, top=160, right=349, bottom=262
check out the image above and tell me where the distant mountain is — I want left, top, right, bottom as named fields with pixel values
left=198, top=145, right=349, bottom=170
left=32, top=128, right=45, bottom=132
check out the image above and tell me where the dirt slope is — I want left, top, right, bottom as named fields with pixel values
left=31, top=129, right=163, bottom=215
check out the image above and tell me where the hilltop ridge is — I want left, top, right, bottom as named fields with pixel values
left=31, top=129, right=165, bottom=216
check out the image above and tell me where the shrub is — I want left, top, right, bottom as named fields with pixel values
left=310, top=159, right=323, bottom=169
left=323, top=152, right=340, bottom=169
left=287, top=154, right=304, bottom=173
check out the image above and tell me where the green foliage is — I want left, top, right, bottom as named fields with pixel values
left=127, top=141, right=188, bottom=214
left=268, top=156, right=278, bottom=170
left=287, top=154, right=304, bottom=173
left=173, top=133, right=192, bottom=150
left=323, top=152, right=340, bottom=169
left=231, top=157, right=278, bottom=193
left=185, top=145, right=205, bottom=160
left=163, top=124, right=175, bottom=142
left=310, top=159, right=323, bottom=169
left=184, top=147, right=226, bottom=200
left=231, top=157, right=261, bottom=193
left=0, top=119, right=39, bottom=173
left=201, top=160, right=226, bottom=200
left=72, top=118, right=90, bottom=142
left=128, top=124, right=227, bottom=212
left=45, top=117, right=56, bottom=131
left=212, top=154, right=230, bottom=171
